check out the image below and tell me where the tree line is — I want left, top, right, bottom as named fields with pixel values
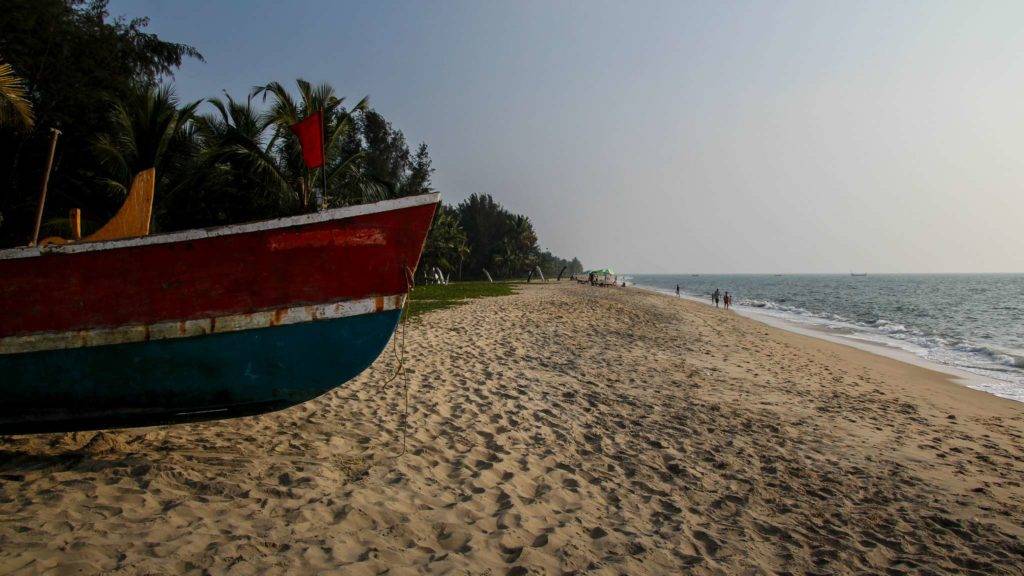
left=421, top=196, right=583, bottom=281
left=0, top=0, right=581, bottom=280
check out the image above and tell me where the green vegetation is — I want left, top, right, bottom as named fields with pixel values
left=403, top=281, right=516, bottom=320
left=0, top=0, right=581, bottom=277
left=421, top=195, right=583, bottom=282
left=0, top=62, right=33, bottom=130
left=0, top=0, right=202, bottom=239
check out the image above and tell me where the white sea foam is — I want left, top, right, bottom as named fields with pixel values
left=634, top=282, right=1024, bottom=403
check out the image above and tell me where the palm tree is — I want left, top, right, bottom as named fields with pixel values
left=422, top=206, right=469, bottom=279
left=0, top=61, right=34, bottom=131
left=497, top=237, right=519, bottom=278
left=502, top=214, right=538, bottom=277
left=455, top=235, right=470, bottom=280
left=193, top=93, right=296, bottom=212
left=255, top=79, right=378, bottom=209
left=92, top=84, right=199, bottom=198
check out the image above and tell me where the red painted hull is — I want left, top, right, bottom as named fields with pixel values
left=0, top=198, right=437, bottom=338
left=0, top=195, right=437, bottom=434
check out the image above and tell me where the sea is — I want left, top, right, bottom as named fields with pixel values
left=630, top=274, right=1024, bottom=403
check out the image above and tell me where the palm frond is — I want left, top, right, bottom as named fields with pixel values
left=0, top=62, right=34, bottom=130
left=254, top=81, right=300, bottom=127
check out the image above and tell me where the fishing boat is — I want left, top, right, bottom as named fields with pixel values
left=0, top=170, right=438, bottom=434
left=851, top=272, right=867, bottom=277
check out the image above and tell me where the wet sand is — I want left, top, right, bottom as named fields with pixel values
left=2, top=283, right=1023, bottom=574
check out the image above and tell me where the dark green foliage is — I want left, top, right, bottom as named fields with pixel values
left=537, top=252, right=584, bottom=278
left=164, top=92, right=295, bottom=229
left=90, top=85, right=204, bottom=232
left=405, top=143, right=432, bottom=198
left=352, top=109, right=433, bottom=199
left=0, top=0, right=203, bottom=244
left=498, top=214, right=538, bottom=277
left=254, top=79, right=382, bottom=210
left=0, top=1, right=583, bottom=277
left=419, top=193, right=582, bottom=281
left=420, top=204, right=468, bottom=280
left=457, top=193, right=512, bottom=277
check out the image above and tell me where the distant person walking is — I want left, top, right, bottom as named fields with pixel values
left=675, top=284, right=680, bottom=297
left=724, top=291, right=732, bottom=309
left=712, top=288, right=721, bottom=308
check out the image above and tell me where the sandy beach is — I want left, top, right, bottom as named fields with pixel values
left=2, top=283, right=1023, bottom=575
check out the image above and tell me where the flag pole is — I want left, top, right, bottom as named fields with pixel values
left=320, top=109, right=327, bottom=208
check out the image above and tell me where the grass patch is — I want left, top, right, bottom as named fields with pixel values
left=404, top=281, right=517, bottom=320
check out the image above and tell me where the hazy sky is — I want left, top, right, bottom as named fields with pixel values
left=110, top=0, right=1024, bottom=273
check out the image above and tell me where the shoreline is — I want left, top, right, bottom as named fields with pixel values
left=632, top=282, right=1021, bottom=404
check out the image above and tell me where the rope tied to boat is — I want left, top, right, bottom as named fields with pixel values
left=374, top=265, right=415, bottom=460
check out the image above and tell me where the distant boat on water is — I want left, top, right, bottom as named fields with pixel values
left=851, top=272, right=868, bottom=277
left=0, top=174, right=438, bottom=434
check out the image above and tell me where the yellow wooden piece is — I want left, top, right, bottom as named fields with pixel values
left=82, top=168, right=155, bottom=242
left=69, top=208, right=82, bottom=240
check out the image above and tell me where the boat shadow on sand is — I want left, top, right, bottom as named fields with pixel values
left=0, top=431, right=157, bottom=475
left=0, top=429, right=373, bottom=482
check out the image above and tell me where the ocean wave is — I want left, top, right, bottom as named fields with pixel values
left=950, top=343, right=1024, bottom=369
left=679, top=286, right=1024, bottom=388
left=873, top=320, right=909, bottom=334
left=776, top=310, right=1024, bottom=377
left=631, top=276, right=1024, bottom=403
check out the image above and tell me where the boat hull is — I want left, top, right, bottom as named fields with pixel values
left=0, top=308, right=401, bottom=434
left=0, top=194, right=438, bottom=434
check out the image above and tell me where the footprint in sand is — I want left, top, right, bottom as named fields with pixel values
left=435, top=524, right=472, bottom=553
left=692, top=529, right=720, bottom=556
left=501, top=543, right=523, bottom=563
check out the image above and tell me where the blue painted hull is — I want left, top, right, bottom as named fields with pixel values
left=0, top=310, right=401, bottom=434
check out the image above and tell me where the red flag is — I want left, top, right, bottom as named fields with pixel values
left=289, top=110, right=325, bottom=169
